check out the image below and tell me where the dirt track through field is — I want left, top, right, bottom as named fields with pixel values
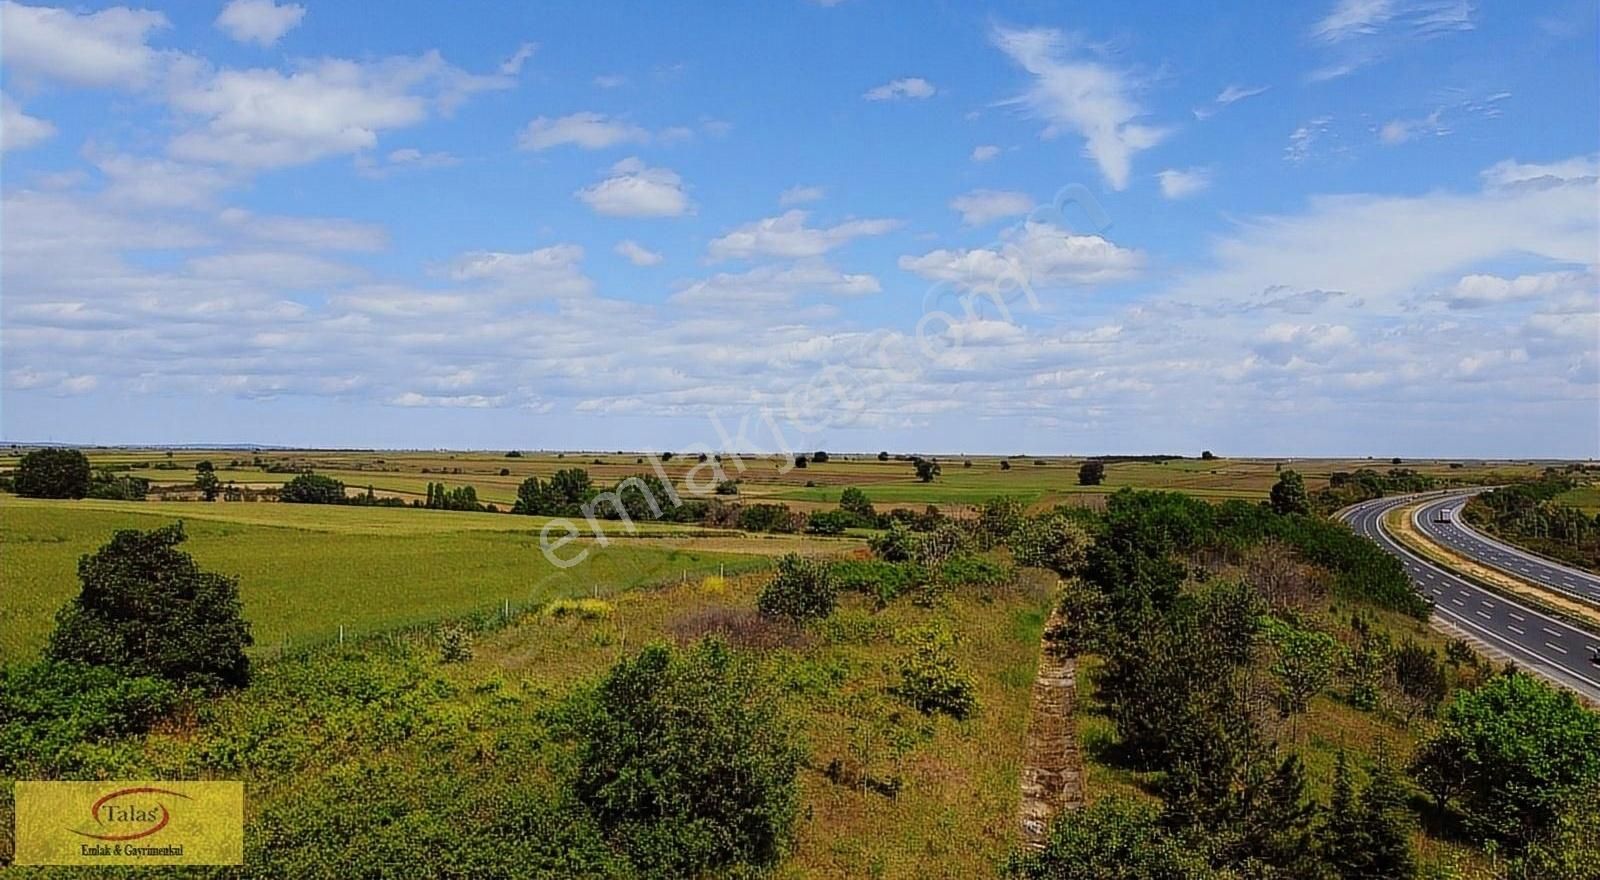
left=1018, top=605, right=1084, bottom=850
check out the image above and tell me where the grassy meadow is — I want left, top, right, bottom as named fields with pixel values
left=0, top=495, right=838, bottom=661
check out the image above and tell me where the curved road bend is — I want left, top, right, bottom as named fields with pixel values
left=1340, top=494, right=1600, bottom=703
left=1412, top=493, right=1600, bottom=606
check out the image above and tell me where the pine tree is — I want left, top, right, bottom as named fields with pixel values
left=1358, top=748, right=1417, bottom=880
left=1323, top=750, right=1370, bottom=878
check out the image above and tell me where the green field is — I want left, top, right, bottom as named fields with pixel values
left=0, top=496, right=769, bottom=660
left=1556, top=484, right=1600, bottom=516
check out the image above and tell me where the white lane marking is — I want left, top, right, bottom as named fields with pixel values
left=1476, top=611, right=1491, bottom=620
left=1451, top=598, right=1465, bottom=607
left=1508, top=625, right=1525, bottom=635
left=1544, top=627, right=1563, bottom=638
left=1547, top=642, right=1568, bottom=654
left=1509, top=612, right=1525, bottom=622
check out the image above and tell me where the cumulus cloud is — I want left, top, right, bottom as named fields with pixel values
left=1156, top=168, right=1211, bottom=199
left=443, top=243, right=594, bottom=297
left=167, top=52, right=514, bottom=168
left=971, top=144, right=1001, bottom=162
left=1480, top=154, right=1599, bottom=189
left=707, top=210, right=898, bottom=260
left=614, top=239, right=664, bottom=266
left=518, top=112, right=650, bottom=150
left=0, top=0, right=170, bottom=88
left=1, top=92, right=55, bottom=152
left=863, top=77, right=936, bottom=101
left=949, top=189, right=1033, bottom=225
left=1437, top=271, right=1594, bottom=309
left=991, top=25, right=1166, bottom=190
left=899, top=221, right=1144, bottom=291
left=215, top=0, right=305, bottom=47
left=575, top=157, right=691, bottom=217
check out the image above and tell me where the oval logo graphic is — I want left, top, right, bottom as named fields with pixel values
left=72, top=787, right=191, bottom=842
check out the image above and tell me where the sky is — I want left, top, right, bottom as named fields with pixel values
left=1, top=0, right=1597, bottom=457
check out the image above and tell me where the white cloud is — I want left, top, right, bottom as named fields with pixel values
left=0, top=0, right=170, bottom=88
left=215, top=0, right=305, bottom=47
left=167, top=52, right=513, bottom=169
left=899, top=221, right=1144, bottom=291
left=779, top=185, right=825, bottom=206
left=971, top=144, right=1001, bottom=162
left=444, top=243, right=594, bottom=297
left=499, top=42, right=537, bottom=76
left=217, top=208, right=388, bottom=252
left=93, top=153, right=233, bottom=209
left=1285, top=117, right=1331, bottom=163
left=1378, top=108, right=1447, bottom=144
left=1438, top=271, right=1594, bottom=309
left=1310, top=0, right=1474, bottom=80
left=575, top=157, right=691, bottom=218
left=614, top=239, right=663, bottom=266
left=863, top=77, right=936, bottom=101
left=1, top=92, right=55, bottom=152
left=593, top=73, right=627, bottom=88
left=1156, top=167, right=1211, bottom=199
left=671, top=261, right=879, bottom=306
left=991, top=25, right=1167, bottom=190
left=1194, top=84, right=1268, bottom=119
left=356, top=147, right=459, bottom=177
left=1480, top=154, right=1599, bottom=189
left=518, top=112, right=649, bottom=150
left=949, top=189, right=1033, bottom=225
left=186, top=251, right=363, bottom=288
left=707, top=209, right=898, bottom=260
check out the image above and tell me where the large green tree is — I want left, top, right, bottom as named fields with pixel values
left=48, top=523, right=253, bottom=690
left=1409, top=671, right=1600, bottom=846
left=13, top=448, right=92, bottom=498
left=1269, top=470, right=1310, bottom=516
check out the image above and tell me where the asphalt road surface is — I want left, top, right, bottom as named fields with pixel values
left=1340, top=493, right=1600, bottom=703
left=1412, top=493, right=1600, bottom=606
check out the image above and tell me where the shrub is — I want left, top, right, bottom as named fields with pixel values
left=438, top=625, right=474, bottom=663
left=714, top=479, right=738, bottom=495
left=669, top=607, right=801, bottom=650
left=544, top=598, right=616, bottom=621
left=14, top=447, right=91, bottom=498
left=913, top=457, right=941, bottom=482
left=893, top=622, right=978, bottom=719
left=87, top=470, right=150, bottom=500
left=805, top=509, right=854, bottom=536
left=828, top=559, right=925, bottom=607
left=977, top=496, right=1026, bottom=547
left=738, top=503, right=798, bottom=533
left=572, top=640, right=803, bottom=878
left=758, top=554, right=837, bottom=622
left=938, top=554, right=1013, bottom=589
left=1011, top=514, right=1092, bottom=577
left=0, top=660, right=177, bottom=776
left=48, top=522, right=253, bottom=690
left=839, top=486, right=876, bottom=521
left=1007, top=796, right=1222, bottom=879
left=870, top=521, right=918, bottom=562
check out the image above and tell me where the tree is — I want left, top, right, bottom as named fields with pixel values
left=913, top=457, right=941, bottom=482
left=812, top=450, right=829, bottom=463
left=14, top=448, right=91, bottom=498
left=893, top=622, right=978, bottom=719
left=572, top=640, right=802, bottom=878
left=1011, top=514, right=1092, bottom=577
left=877, top=451, right=889, bottom=462
left=1201, top=450, right=1217, bottom=461
left=757, top=553, right=837, bottom=621
left=1000, top=459, right=1012, bottom=471
left=839, top=486, right=876, bottom=523
left=1077, top=460, right=1106, bottom=486
left=279, top=473, right=347, bottom=504
left=48, top=523, right=252, bottom=690
left=195, top=470, right=221, bottom=501
left=792, top=454, right=807, bottom=468
left=505, top=450, right=522, bottom=457
left=1409, top=672, right=1600, bottom=846
left=1263, top=618, right=1337, bottom=729
left=1322, top=751, right=1369, bottom=877
left=195, top=460, right=215, bottom=473
left=1392, top=640, right=1447, bottom=722
left=1269, top=470, right=1310, bottom=516
left=1358, top=748, right=1418, bottom=880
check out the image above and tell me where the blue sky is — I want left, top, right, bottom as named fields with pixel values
left=2, top=0, right=1596, bottom=456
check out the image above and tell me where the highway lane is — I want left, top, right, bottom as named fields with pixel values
left=1412, top=494, right=1600, bottom=606
left=1340, top=494, right=1600, bottom=703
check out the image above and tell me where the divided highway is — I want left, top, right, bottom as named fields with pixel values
left=1340, top=493, right=1600, bottom=703
left=1412, top=493, right=1600, bottom=606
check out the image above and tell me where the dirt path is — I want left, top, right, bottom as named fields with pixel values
left=1017, top=605, right=1085, bottom=850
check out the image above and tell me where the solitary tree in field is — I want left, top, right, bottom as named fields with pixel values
left=838, top=486, right=875, bottom=523
left=48, top=522, right=253, bottom=690
left=1270, top=470, right=1311, bottom=516
left=195, top=470, right=221, bottom=501
left=14, top=448, right=91, bottom=498
left=1201, top=450, right=1217, bottom=461
left=1077, top=459, right=1106, bottom=486
left=812, top=450, right=829, bottom=463
left=999, top=459, right=1011, bottom=470
left=913, top=458, right=940, bottom=483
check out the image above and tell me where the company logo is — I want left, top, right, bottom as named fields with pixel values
left=71, top=786, right=192, bottom=842
left=14, top=780, right=243, bottom=866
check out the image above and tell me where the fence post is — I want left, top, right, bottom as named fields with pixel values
left=339, top=624, right=344, bottom=647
